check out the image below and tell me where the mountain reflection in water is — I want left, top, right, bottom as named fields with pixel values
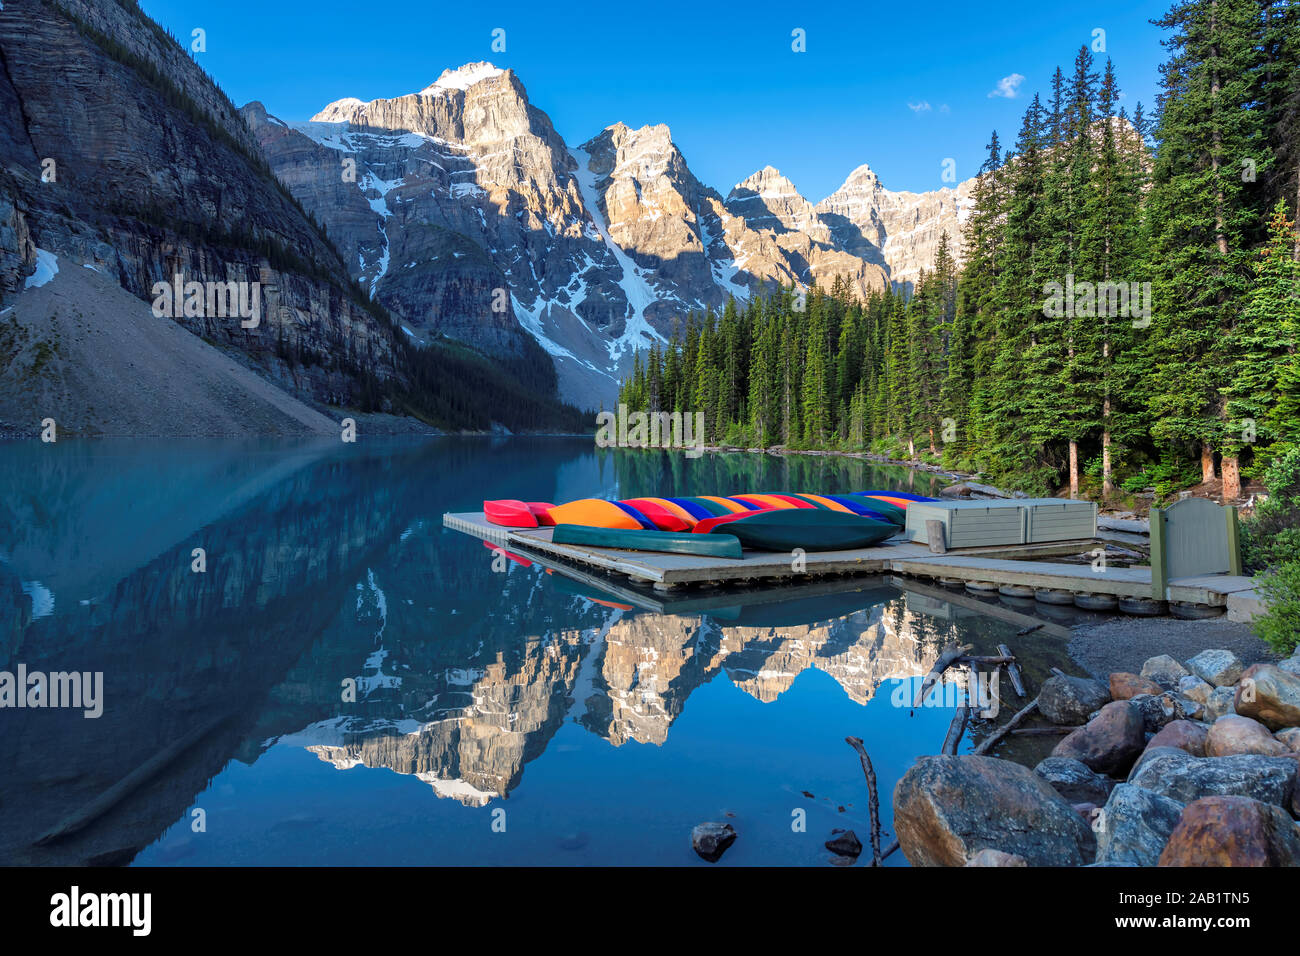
left=0, top=438, right=1078, bottom=866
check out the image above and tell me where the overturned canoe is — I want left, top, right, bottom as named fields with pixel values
left=546, top=498, right=645, bottom=530
left=526, top=502, right=557, bottom=526
left=830, top=494, right=907, bottom=528
left=552, top=524, right=744, bottom=559
left=484, top=499, right=538, bottom=528
left=620, top=497, right=695, bottom=531
left=702, top=508, right=897, bottom=552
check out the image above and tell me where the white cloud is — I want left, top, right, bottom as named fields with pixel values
left=988, top=73, right=1025, bottom=99
left=907, top=101, right=932, bottom=113
left=939, top=103, right=951, bottom=113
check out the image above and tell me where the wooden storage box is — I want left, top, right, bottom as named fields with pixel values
left=905, top=500, right=1026, bottom=548
left=1019, top=498, right=1097, bottom=542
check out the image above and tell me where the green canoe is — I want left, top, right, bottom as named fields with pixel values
left=552, top=524, right=744, bottom=559
left=704, top=508, right=897, bottom=552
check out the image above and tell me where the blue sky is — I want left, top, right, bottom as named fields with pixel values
left=141, top=0, right=1171, bottom=198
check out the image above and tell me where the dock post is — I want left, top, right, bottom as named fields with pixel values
left=1225, top=506, right=1243, bottom=576
left=1149, top=507, right=1168, bottom=601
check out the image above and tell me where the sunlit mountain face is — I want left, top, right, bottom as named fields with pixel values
left=0, top=438, right=1079, bottom=866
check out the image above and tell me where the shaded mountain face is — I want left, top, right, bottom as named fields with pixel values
left=0, top=0, right=406, bottom=411
left=248, top=63, right=977, bottom=407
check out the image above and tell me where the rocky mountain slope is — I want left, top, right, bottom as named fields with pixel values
left=0, top=258, right=342, bottom=436
left=248, top=63, right=977, bottom=407
left=0, top=0, right=412, bottom=414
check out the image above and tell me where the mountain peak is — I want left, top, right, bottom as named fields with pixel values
left=731, top=165, right=801, bottom=199
left=419, top=62, right=505, bottom=95
left=842, top=163, right=881, bottom=188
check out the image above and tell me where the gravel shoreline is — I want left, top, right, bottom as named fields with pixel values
left=1068, top=617, right=1280, bottom=679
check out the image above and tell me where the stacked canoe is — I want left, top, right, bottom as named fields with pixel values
left=482, top=490, right=936, bottom=557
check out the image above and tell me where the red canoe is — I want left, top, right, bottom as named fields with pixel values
left=484, top=499, right=538, bottom=528
left=526, top=502, right=557, bottom=526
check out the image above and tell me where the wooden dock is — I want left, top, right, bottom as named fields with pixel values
left=444, top=511, right=1258, bottom=614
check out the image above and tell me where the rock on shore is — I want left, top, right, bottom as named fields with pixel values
left=893, top=645, right=1300, bottom=867
left=893, top=755, right=1096, bottom=867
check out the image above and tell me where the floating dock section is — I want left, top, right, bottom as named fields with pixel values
left=443, top=508, right=1257, bottom=617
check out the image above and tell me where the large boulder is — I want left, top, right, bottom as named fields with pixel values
left=1109, top=673, right=1163, bottom=700
left=1053, top=701, right=1146, bottom=775
left=893, top=755, right=1096, bottom=867
left=1128, top=692, right=1197, bottom=732
left=1094, top=784, right=1186, bottom=867
left=1039, top=675, right=1111, bottom=725
left=1205, top=686, right=1237, bottom=721
left=1127, top=748, right=1297, bottom=809
left=1145, top=720, right=1210, bottom=757
left=1235, top=663, right=1300, bottom=731
left=1141, top=654, right=1190, bottom=687
left=1185, top=649, right=1245, bottom=688
left=1205, top=714, right=1292, bottom=757
left=1275, top=727, right=1300, bottom=751
left=1177, top=675, right=1214, bottom=706
left=1158, top=795, right=1300, bottom=866
left=965, top=848, right=1028, bottom=867
left=1034, top=757, right=1117, bottom=805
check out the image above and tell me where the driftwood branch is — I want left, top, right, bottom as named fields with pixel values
left=913, top=643, right=973, bottom=707
left=998, top=643, right=1026, bottom=698
left=957, top=654, right=1016, bottom=665
left=971, top=697, right=1040, bottom=756
left=942, top=705, right=970, bottom=755
left=845, top=736, right=883, bottom=866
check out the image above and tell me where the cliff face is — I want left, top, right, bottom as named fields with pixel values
left=816, top=164, right=977, bottom=292
left=0, top=0, right=402, bottom=408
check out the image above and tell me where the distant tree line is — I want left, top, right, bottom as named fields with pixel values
left=620, top=0, right=1300, bottom=500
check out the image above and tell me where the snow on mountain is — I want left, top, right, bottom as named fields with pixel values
left=245, top=64, right=977, bottom=407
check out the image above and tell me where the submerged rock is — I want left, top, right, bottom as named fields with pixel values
left=1185, top=649, right=1245, bottom=688
left=1034, top=757, right=1116, bottom=805
left=1235, top=663, right=1300, bottom=731
left=1159, top=795, right=1300, bottom=866
left=1094, top=784, right=1185, bottom=867
left=1040, top=675, right=1111, bottom=725
left=1205, top=714, right=1291, bottom=757
left=825, top=830, right=862, bottom=858
left=1052, top=701, right=1146, bottom=775
left=893, top=755, right=1095, bottom=867
left=691, top=822, right=737, bottom=862
left=1127, top=749, right=1297, bottom=809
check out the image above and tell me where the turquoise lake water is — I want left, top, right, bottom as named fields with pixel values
left=0, top=437, right=1083, bottom=866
